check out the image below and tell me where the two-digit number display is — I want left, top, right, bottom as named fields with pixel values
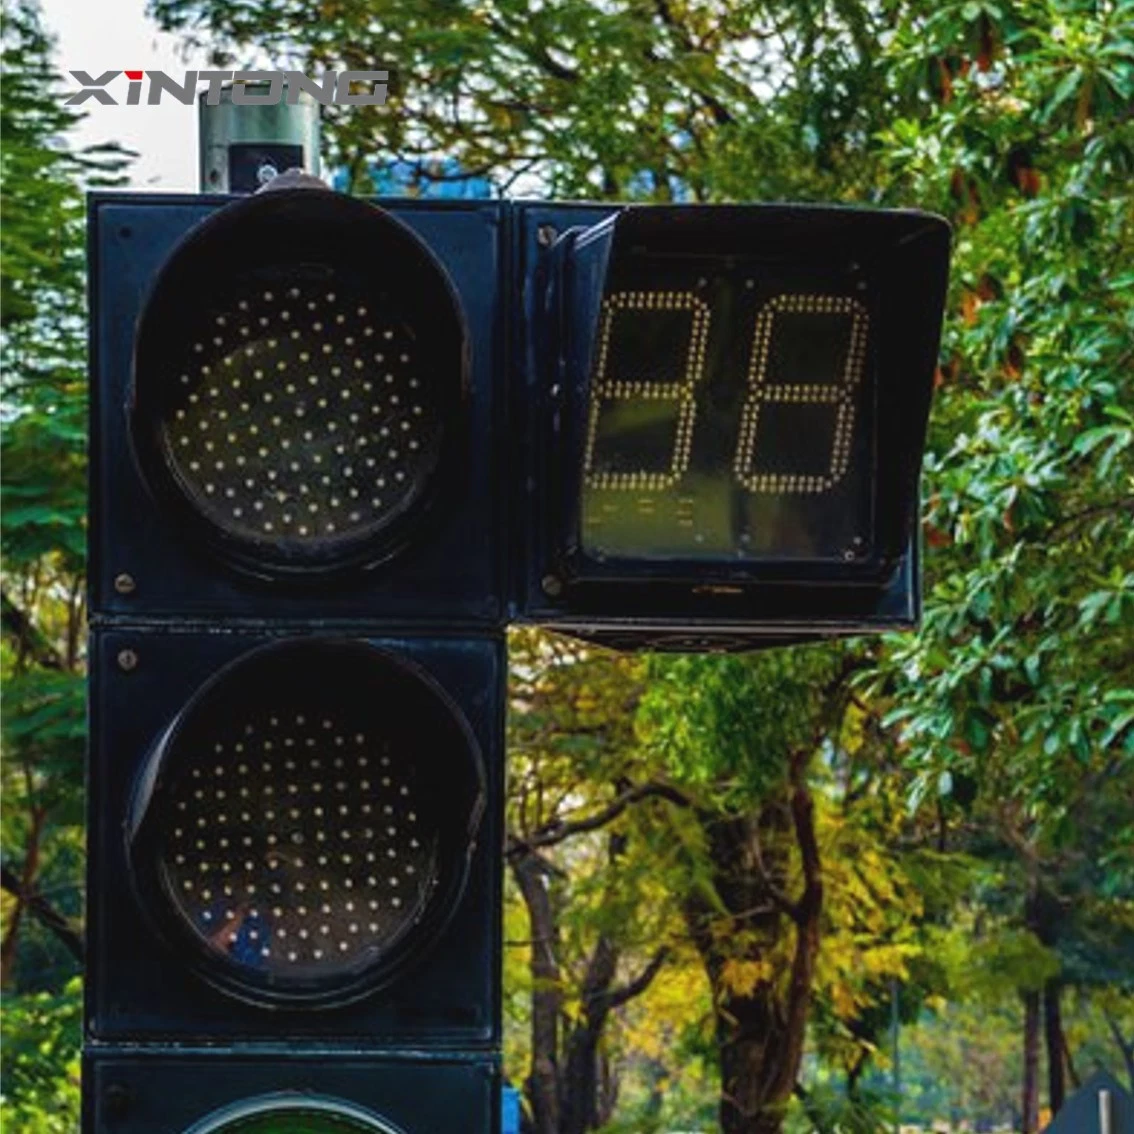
left=581, top=286, right=872, bottom=560
left=585, top=291, right=868, bottom=495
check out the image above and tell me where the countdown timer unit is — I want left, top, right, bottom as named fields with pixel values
left=516, top=202, right=951, bottom=648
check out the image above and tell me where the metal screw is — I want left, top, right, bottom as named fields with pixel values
left=104, top=1084, right=131, bottom=1119
left=114, top=573, right=136, bottom=595
left=117, top=649, right=139, bottom=673
left=541, top=574, right=564, bottom=597
left=536, top=224, right=558, bottom=248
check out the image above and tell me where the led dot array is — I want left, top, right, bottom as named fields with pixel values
left=734, top=294, right=868, bottom=494
left=159, top=281, right=439, bottom=550
left=160, top=711, right=436, bottom=981
left=583, top=291, right=710, bottom=492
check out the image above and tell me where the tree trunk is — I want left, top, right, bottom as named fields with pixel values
left=512, top=851, right=562, bottom=1134
left=560, top=1018, right=603, bottom=1134
left=1103, top=1009, right=1134, bottom=1095
left=717, top=988, right=792, bottom=1134
left=1044, top=979, right=1066, bottom=1113
left=686, top=750, right=824, bottom=1134
left=597, top=1049, right=618, bottom=1126
left=1062, top=1030, right=1080, bottom=1091
left=560, top=923, right=620, bottom=1134
left=1022, top=989, right=1041, bottom=1134
left=512, top=822, right=664, bottom=1134
left=0, top=804, right=45, bottom=988
left=846, top=1049, right=868, bottom=1098
left=560, top=928, right=666, bottom=1133
left=1022, top=872, right=1063, bottom=1131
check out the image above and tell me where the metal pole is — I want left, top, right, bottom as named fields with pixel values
left=198, top=82, right=321, bottom=193
left=892, top=977, right=901, bottom=1132
left=1100, top=1088, right=1113, bottom=1134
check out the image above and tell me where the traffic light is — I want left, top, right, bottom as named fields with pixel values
left=86, top=1056, right=497, bottom=1133
left=86, top=187, right=506, bottom=1131
left=90, top=188, right=502, bottom=621
left=87, top=183, right=949, bottom=1129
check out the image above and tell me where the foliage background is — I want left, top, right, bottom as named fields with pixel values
left=1, top=0, right=1132, bottom=1130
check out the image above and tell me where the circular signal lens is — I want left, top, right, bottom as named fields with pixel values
left=160, top=280, right=439, bottom=554
left=186, top=1096, right=401, bottom=1134
left=201, top=1108, right=384, bottom=1134
left=129, top=639, right=484, bottom=1007
left=132, top=190, right=466, bottom=578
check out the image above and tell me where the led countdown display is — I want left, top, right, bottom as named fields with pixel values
left=581, top=264, right=875, bottom=564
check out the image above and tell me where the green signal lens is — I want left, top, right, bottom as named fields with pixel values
left=209, top=1108, right=382, bottom=1134
left=189, top=1098, right=399, bottom=1134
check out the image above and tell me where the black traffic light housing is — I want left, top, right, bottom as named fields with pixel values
left=84, top=1053, right=497, bottom=1133
left=87, top=187, right=510, bottom=1134
left=89, top=192, right=505, bottom=623
left=86, top=184, right=949, bottom=1132
left=514, top=202, right=950, bottom=648
left=86, top=628, right=502, bottom=1044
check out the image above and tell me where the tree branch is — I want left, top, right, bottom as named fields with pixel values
left=604, top=947, right=670, bottom=1011
left=1048, top=497, right=1134, bottom=537
left=652, top=0, right=735, bottom=125
left=1, top=591, right=64, bottom=670
left=0, top=863, right=84, bottom=965
left=764, top=748, right=824, bottom=1099
left=506, top=782, right=691, bottom=859
left=483, top=16, right=579, bottom=83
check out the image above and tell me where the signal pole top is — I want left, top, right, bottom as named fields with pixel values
left=198, top=81, right=321, bottom=194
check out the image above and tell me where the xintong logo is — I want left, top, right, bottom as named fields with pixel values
left=65, top=70, right=389, bottom=106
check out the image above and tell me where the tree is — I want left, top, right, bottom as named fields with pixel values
left=506, top=628, right=689, bottom=1134
left=638, top=647, right=937, bottom=1133
left=148, top=0, right=892, bottom=203
left=637, top=648, right=846, bottom=1133
left=1, top=5, right=128, bottom=1126
left=866, top=0, right=1134, bottom=1124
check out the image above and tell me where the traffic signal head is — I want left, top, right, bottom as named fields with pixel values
left=127, top=638, right=484, bottom=1009
left=517, top=202, right=950, bottom=647
left=87, top=185, right=507, bottom=1134
left=87, top=629, right=502, bottom=1044
left=90, top=190, right=503, bottom=621
left=86, top=185, right=950, bottom=1134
